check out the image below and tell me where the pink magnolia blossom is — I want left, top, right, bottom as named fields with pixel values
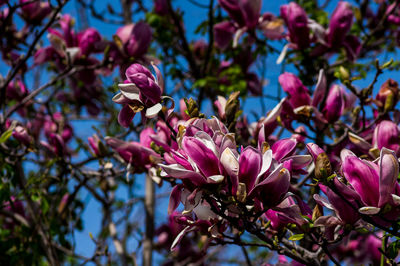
left=280, top=2, right=310, bottom=49
left=113, top=63, right=164, bottom=127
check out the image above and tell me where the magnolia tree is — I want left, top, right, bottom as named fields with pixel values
left=3, top=0, right=400, bottom=265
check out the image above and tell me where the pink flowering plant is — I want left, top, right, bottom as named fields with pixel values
left=3, top=0, right=400, bottom=265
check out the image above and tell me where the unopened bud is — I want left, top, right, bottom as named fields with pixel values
left=225, top=91, right=241, bottom=131
left=184, top=98, right=204, bottom=118
left=236, top=182, right=247, bottom=203
left=339, top=66, right=350, bottom=80
left=315, top=152, right=332, bottom=180
left=312, top=204, right=323, bottom=222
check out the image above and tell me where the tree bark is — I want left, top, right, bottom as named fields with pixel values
left=143, top=174, right=155, bottom=266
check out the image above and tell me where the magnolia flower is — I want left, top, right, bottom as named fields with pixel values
left=160, top=121, right=233, bottom=186
left=179, top=99, right=190, bottom=120
left=213, top=21, right=237, bottom=50
left=375, top=79, right=399, bottom=111
left=278, top=72, right=311, bottom=108
left=222, top=138, right=309, bottom=208
left=213, top=0, right=262, bottom=48
left=78, top=28, right=102, bottom=56
left=308, top=2, right=361, bottom=61
left=13, top=125, right=32, bottom=146
left=280, top=2, right=310, bottom=49
left=106, top=136, right=160, bottom=171
left=214, top=96, right=227, bottom=120
left=154, top=0, right=168, bottom=15
left=313, top=179, right=362, bottom=239
left=115, top=22, right=152, bottom=58
left=88, top=134, right=107, bottom=157
left=342, top=148, right=400, bottom=218
left=40, top=133, right=68, bottom=156
left=167, top=188, right=222, bottom=252
left=6, top=79, right=28, bottom=101
left=265, top=196, right=312, bottom=231
left=332, top=233, right=383, bottom=265
left=372, top=120, right=400, bottom=155
left=327, top=2, right=354, bottom=47
left=113, top=63, right=164, bottom=127
left=218, top=0, right=261, bottom=29
left=43, top=112, right=73, bottom=143
left=322, top=85, right=344, bottom=123
left=34, top=14, right=102, bottom=62
left=19, top=0, right=51, bottom=24
left=2, top=197, right=26, bottom=230
left=258, top=13, right=284, bottom=40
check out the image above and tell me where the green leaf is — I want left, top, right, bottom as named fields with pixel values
left=0, top=129, right=13, bottom=144
left=289, top=234, right=304, bottom=241
left=0, top=120, right=17, bottom=144
left=381, top=59, right=394, bottom=69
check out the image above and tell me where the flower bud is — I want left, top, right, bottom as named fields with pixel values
left=19, top=0, right=51, bottom=24
left=280, top=2, right=310, bottom=49
left=78, top=28, right=101, bottom=56
left=225, top=91, right=241, bottom=131
left=184, top=98, right=204, bottom=118
left=13, top=126, right=32, bottom=146
left=312, top=204, right=323, bottom=222
left=154, top=0, right=169, bottom=15
left=315, top=152, right=332, bottom=180
left=327, top=1, right=354, bottom=46
left=323, top=85, right=344, bottom=123
left=373, top=120, right=400, bottom=155
left=278, top=72, right=311, bottom=108
left=376, top=79, right=399, bottom=112
left=213, top=21, right=236, bottom=50
left=125, top=22, right=152, bottom=57
left=6, top=79, right=28, bottom=100
left=218, top=0, right=261, bottom=28
left=116, top=24, right=135, bottom=44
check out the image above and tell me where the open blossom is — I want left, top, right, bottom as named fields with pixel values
left=258, top=13, right=284, bottom=40
left=33, top=15, right=104, bottom=115
left=161, top=117, right=311, bottom=210
left=113, top=63, right=164, bottom=127
left=160, top=117, right=233, bottom=187
left=332, top=233, right=383, bottom=265
left=35, top=15, right=103, bottom=63
left=313, top=178, right=362, bottom=238
left=342, top=148, right=400, bottom=220
left=265, top=195, right=312, bottom=231
left=309, top=1, right=361, bottom=61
